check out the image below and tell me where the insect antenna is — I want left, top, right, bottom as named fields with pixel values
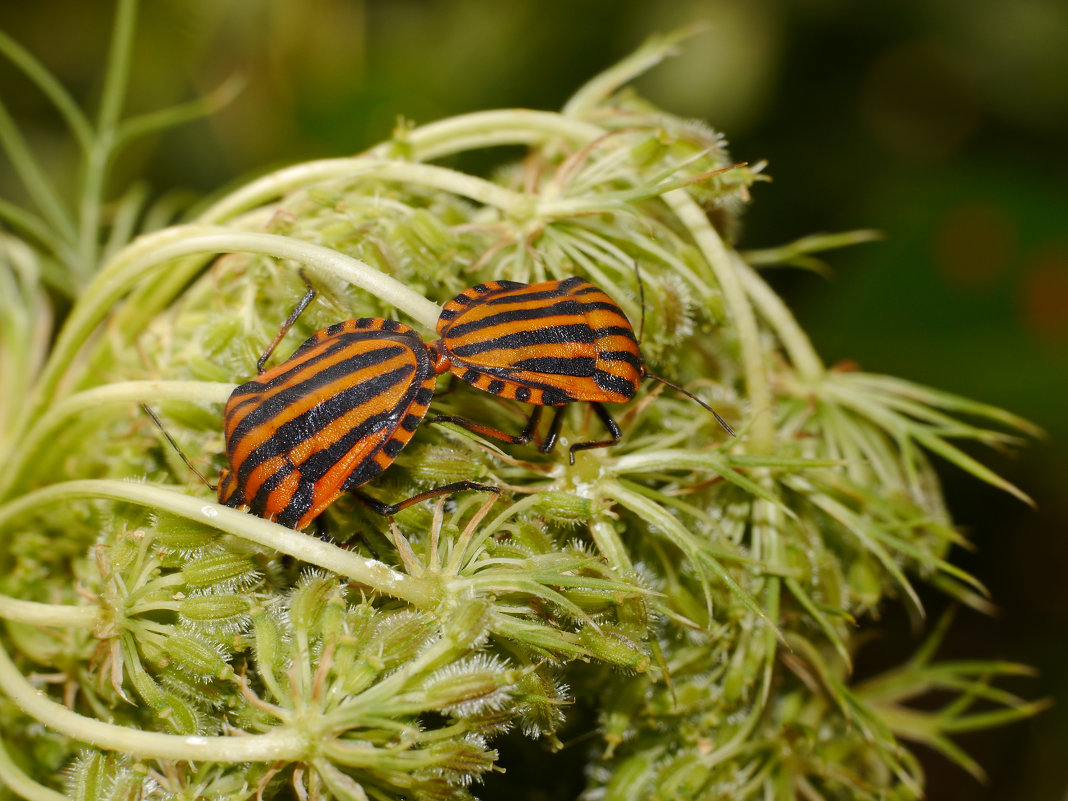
left=643, top=373, right=736, bottom=437
left=634, top=260, right=647, bottom=344
left=142, top=403, right=218, bottom=491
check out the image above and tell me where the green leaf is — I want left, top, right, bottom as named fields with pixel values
left=913, top=429, right=1033, bottom=506
left=848, top=373, right=1043, bottom=438
left=113, top=74, right=245, bottom=154
left=610, top=478, right=780, bottom=637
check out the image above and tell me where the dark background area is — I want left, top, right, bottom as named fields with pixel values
left=1, top=1, right=1066, bottom=798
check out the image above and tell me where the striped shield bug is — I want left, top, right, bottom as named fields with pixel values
left=427, top=276, right=733, bottom=463
left=147, top=273, right=498, bottom=532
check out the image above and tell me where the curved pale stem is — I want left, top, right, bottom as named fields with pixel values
left=0, top=380, right=232, bottom=501
left=376, top=109, right=604, bottom=162
left=200, top=159, right=533, bottom=225
left=0, top=737, right=68, bottom=801
left=78, top=0, right=138, bottom=280
left=0, top=480, right=438, bottom=608
left=735, top=255, right=824, bottom=382
left=562, top=31, right=689, bottom=117
left=0, top=595, right=97, bottom=628
left=0, top=640, right=303, bottom=762
left=25, top=227, right=441, bottom=432
left=661, top=190, right=775, bottom=452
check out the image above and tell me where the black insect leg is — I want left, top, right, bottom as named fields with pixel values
left=537, top=407, right=567, bottom=455
left=566, top=402, right=622, bottom=465
left=351, top=481, right=501, bottom=516
left=427, top=406, right=545, bottom=447
left=431, top=373, right=461, bottom=398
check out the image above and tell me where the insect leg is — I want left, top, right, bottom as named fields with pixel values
left=537, top=407, right=567, bottom=455
left=351, top=481, right=501, bottom=516
left=427, top=406, right=544, bottom=447
left=566, top=402, right=622, bottom=465
left=257, top=270, right=318, bottom=373
left=431, top=374, right=461, bottom=398
left=308, top=513, right=382, bottom=559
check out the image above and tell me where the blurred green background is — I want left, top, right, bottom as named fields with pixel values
left=1, top=1, right=1065, bottom=798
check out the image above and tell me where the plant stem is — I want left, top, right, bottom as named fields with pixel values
left=0, top=638, right=304, bottom=762
left=77, top=0, right=138, bottom=281
left=0, top=737, right=67, bottom=801
left=0, top=100, right=77, bottom=249
left=378, top=110, right=604, bottom=162
left=735, top=255, right=824, bottom=383
left=661, top=190, right=775, bottom=452
left=200, top=160, right=533, bottom=224
left=562, top=31, right=688, bottom=118
left=0, top=481, right=439, bottom=608
left=0, top=29, right=92, bottom=152
left=0, top=596, right=97, bottom=628
left=24, top=226, right=441, bottom=436
left=0, top=380, right=232, bottom=501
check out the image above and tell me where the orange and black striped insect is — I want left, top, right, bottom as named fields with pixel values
left=147, top=274, right=498, bottom=531
left=427, top=276, right=733, bottom=464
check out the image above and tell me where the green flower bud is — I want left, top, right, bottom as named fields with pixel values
left=425, top=734, right=497, bottom=786
left=126, top=663, right=200, bottom=734
left=68, top=752, right=108, bottom=801
left=848, top=557, right=883, bottom=609
left=153, top=513, right=220, bottom=555
left=603, top=750, right=655, bottom=801
left=440, top=598, right=493, bottom=649
left=723, top=634, right=766, bottom=703
left=407, top=208, right=456, bottom=257
left=817, top=557, right=846, bottom=611
left=153, top=689, right=202, bottom=735
left=600, top=677, right=647, bottom=755
left=392, top=499, right=438, bottom=533
left=307, top=186, right=343, bottom=209
left=580, top=627, right=650, bottom=673
left=109, top=532, right=142, bottom=574
left=182, top=551, right=259, bottom=591
left=319, top=592, right=347, bottom=643
left=658, top=751, right=711, bottom=799
left=425, top=655, right=516, bottom=717
left=163, top=632, right=231, bottom=681
left=630, top=132, right=669, bottom=167
left=251, top=609, right=287, bottom=681
left=319, top=219, right=357, bottom=247
left=179, top=593, right=252, bottom=624
left=775, top=689, right=805, bottom=725
left=367, top=610, right=437, bottom=672
left=69, top=753, right=144, bottom=801
left=289, top=572, right=343, bottom=634
left=493, top=519, right=554, bottom=555
left=513, top=669, right=568, bottom=739
left=189, top=353, right=234, bottom=383
left=402, top=444, right=487, bottom=484
left=534, top=490, right=592, bottom=526
left=611, top=593, right=650, bottom=638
